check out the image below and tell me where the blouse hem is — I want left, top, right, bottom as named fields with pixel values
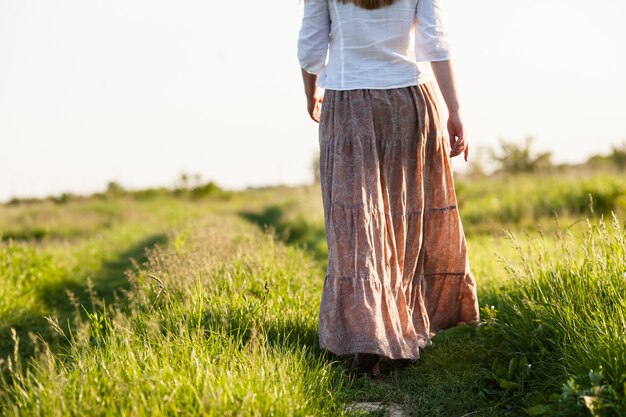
left=317, top=78, right=436, bottom=91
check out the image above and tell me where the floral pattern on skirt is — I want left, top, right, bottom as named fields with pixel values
left=317, top=81, right=480, bottom=360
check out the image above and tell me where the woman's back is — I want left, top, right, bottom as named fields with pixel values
left=297, top=0, right=452, bottom=90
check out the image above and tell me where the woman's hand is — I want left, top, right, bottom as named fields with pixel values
left=447, top=110, right=469, bottom=161
left=307, top=88, right=324, bottom=123
left=301, top=68, right=323, bottom=123
left=430, top=60, right=469, bottom=162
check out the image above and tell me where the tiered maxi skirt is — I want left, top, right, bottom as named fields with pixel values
left=317, top=81, right=481, bottom=360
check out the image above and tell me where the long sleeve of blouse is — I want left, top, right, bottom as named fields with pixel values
left=414, top=0, right=452, bottom=61
left=297, top=0, right=452, bottom=90
left=297, top=0, right=330, bottom=75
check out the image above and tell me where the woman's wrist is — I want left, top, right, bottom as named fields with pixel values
left=301, top=68, right=318, bottom=99
left=431, top=60, right=463, bottom=118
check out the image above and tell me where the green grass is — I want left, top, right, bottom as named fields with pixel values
left=455, top=172, right=626, bottom=233
left=0, top=196, right=212, bottom=363
left=0, top=172, right=625, bottom=416
left=0, top=213, right=354, bottom=416
left=478, top=215, right=626, bottom=416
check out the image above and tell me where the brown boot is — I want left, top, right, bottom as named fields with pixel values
left=350, top=353, right=383, bottom=378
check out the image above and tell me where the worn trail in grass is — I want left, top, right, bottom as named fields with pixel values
left=0, top=196, right=214, bottom=362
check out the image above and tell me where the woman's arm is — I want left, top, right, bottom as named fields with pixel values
left=415, top=0, right=468, bottom=161
left=297, top=0, right=330, bottom=123
left=301, top=69, right=324, bottom=123
left=431, top=60, right=468, bottom=161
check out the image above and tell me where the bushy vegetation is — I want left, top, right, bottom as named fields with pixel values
left=489, top=137, right=553, bottom=174
left=468, top=138, right=626, bottom=176
left=455, top=172, right=626, bottom=231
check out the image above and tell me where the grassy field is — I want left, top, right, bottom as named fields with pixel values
left=1, top=171, right=625, bottom=416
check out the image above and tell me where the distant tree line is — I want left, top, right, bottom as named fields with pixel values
left=5, top=172, right=229, bottom=206
left=103, top=172, right=228, bottom=201
left=465, top=137, right=626, bottom=177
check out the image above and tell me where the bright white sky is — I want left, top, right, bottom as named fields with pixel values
left=1, top=0, right=625, bottom=202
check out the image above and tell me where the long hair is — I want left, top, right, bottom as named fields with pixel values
left=334, top=0, right=396, bottom=10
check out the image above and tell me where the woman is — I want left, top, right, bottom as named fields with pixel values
left=297, top=0, right=480, bottom=378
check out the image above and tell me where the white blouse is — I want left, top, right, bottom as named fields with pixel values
left=297, top=0, right=452, bottom=90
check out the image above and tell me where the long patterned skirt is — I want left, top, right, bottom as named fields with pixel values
left=317, top=81, right=480, bottom=360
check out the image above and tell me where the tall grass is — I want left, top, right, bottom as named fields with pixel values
left=0, top=241, right=65, bottom=327
left=2, top=177, right=626, bottom=416
left=0, top=215, right=355, bottom=416
left=480, top=213, right=626, bottom=416
left=0, top=198, right=126, bottom=241
left=455, top=173, right=626, bottom=231
left=0, top=196, right=218, bottom=365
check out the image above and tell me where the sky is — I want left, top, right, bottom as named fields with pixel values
left=1, top=0, right=625, bottom=202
